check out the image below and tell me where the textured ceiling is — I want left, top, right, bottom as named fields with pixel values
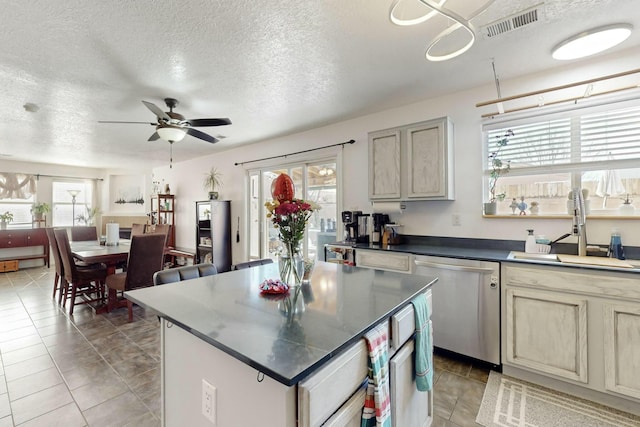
left=0, top=0, right=638, bottom=169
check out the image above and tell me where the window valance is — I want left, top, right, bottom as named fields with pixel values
left=0, top=173, right=36, bottom=199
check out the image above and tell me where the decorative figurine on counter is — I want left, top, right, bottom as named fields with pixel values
left=509, top=198, right=518, bottom=215
left=517, top=196, right=527, bottom=215
left=529, top=201, right=540, bottom=215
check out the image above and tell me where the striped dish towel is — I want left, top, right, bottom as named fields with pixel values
left=361, top=323, right=391, bottom=427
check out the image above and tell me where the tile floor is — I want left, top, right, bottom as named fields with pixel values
left=0, top=266, right=491, bottom=427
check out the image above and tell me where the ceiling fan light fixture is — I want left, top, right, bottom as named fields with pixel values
left=551, top=24, right=633, bottom=60
left=157, top=126, right=187, bottom=142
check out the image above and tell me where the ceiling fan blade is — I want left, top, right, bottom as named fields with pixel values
left=187, top=128, right=219, bottom=144
left=142, top=101, right=171, bottom=121
left=148, top=132, right=160, bottom=141
left=187, top=118, right=232, bottom=127
left=98, top=121, right=156, bottom=125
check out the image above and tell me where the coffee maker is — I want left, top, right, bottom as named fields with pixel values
left=342, top=210, right=361, bottom=242
left=371, top=213, right=390, bottom=244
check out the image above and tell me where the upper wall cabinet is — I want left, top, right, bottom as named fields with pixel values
left=368, top=117, right=454, bottom=201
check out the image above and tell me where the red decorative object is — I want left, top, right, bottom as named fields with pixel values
left=271, top=173, right=295, bottom=202
left=259, top=278, right=289, bottom=295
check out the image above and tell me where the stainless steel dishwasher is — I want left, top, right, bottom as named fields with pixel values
left=414, top=255, right=500, bottom=365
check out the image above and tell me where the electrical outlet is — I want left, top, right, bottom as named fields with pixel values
left=202, top=379, right=217, bottom=425
left=452, top=213, right=461, bottom=226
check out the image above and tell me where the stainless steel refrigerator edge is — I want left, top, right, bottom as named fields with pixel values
left=414, top=255, right=500, bottom=365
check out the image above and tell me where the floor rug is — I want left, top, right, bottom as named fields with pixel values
left=476, top=371, right=640, bottom=427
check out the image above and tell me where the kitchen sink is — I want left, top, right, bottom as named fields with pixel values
left=508, top=252, right=559, bottom=262
left=508, top=251, right=638, bottom=270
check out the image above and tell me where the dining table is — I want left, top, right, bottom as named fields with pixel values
left=71, top=239, right=131, bottom=313
left=71, top=239, right=131, bottom=275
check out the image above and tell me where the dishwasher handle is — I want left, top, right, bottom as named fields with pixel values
left=414, top=260, right=495, bottom=274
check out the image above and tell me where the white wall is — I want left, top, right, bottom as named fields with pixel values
left=153, top=47, right=640, bottom=262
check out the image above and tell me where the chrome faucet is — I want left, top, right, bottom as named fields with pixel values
left=572, top=188, right=587, bottom=256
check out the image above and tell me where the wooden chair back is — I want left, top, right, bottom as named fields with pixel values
left=124, top=234, right=166, bottom=291
left=54, top=228, right=80, bottom=283
left=131, top=223, right=146, bottom=237
left=70, top=226, right=98, bottom=242
left=45, top=228, right=64, bottom=277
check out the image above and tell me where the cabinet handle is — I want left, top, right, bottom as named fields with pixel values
left=414, top=260, right=495, bottom=274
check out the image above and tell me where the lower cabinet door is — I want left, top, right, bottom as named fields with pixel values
left=390, top=339, right=433, bottom=427
left=505, top=287, right=588, bottom=383
left=603, top=303, right=640, bottom=399
left=322, top=387, right=366, bottom=427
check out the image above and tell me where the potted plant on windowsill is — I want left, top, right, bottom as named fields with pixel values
left=203, top=167, right=223, bottom=200
left=0, top=211, right=14, bottom=230
left=31, top=202, right=50, bottom=221
left=485, top=129, right=513, bottom=215
left=76, top=207, right=101, bottom=226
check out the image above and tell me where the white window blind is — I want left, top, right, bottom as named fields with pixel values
left=485, top=104, right=640, bottom=175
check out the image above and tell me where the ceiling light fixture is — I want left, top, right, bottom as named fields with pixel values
left=157, top=125, right=187, bottom=143
left=389, top=0, right=446, bottom=26
left=389, top=0, right=495, bottom=62
left=551, top=24, right=633, bottom=60
left=318, top=167, right=334, bottom=176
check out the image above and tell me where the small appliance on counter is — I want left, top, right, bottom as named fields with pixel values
left=356, top=213, right=370, bottom=244
left=371, top=213, right=390, bottom=244
left=382, top=224, right=402, bottom=245
left=341, top=210, right=372, bottom=244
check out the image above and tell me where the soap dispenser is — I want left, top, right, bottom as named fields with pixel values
left=608, top=228, right=625, bottom=260
left=525, top=229, right=536, bottom=253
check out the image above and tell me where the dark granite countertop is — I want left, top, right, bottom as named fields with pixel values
left=331, top=236, right=640, bottom=273
left=125, top=261, right=436, bottom=386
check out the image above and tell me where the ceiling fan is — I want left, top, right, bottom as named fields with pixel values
left=99, top=98, right=231, bottom=144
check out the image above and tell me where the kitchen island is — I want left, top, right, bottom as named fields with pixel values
left=126, top=261, right=436, bottom=427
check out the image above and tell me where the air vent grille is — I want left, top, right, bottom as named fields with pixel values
left=482, top=4, right=543, bottom=38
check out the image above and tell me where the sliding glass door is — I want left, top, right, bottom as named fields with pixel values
left=248, top=160, right=337, bottom=261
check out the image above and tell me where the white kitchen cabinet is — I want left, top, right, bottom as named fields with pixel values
left=502, top=263, right=640, bottom=413
left=298, top=336, right=370, bottom=427
left=390, top=340, right=434, bottom=427
left=368, top=117, right=454, bottom=201
left=356, top=249, right=413, bottom=274
left=368, top=128, right=401, bottom=200
left=504, top=287, right=588, bottom=383
left=603, top=303, right=640, bottom=400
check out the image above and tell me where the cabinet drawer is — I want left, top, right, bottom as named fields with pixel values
left=356, top=250, right=413, bottom=273
left=24, top=230, right=46, bottom=246
left=0, top=235, right=27, bottom=247
left=299, top=321, right=387, bottom=427
left=322, top=386, right=366, bottom=427
left=390, top=290, right=432, bottom=355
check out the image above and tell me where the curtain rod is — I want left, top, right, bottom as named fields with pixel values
left=481, top=84, right=640, bottom=118
left=35, top=174, right=104, bottom=181
left=234, top=139, right=356, bottom=166
left=476, top=67, right=640, bottom=108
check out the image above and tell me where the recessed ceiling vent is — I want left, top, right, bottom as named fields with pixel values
left=481, top=4, right=544, bottom=39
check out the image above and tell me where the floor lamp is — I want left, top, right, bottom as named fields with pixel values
left=68, top=190, right=80, bottom=226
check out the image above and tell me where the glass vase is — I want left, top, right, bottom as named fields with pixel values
left=279, top=241, right=303, bottom=287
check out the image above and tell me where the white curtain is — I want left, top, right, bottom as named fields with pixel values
left=0, top=173, right=36, bottom=199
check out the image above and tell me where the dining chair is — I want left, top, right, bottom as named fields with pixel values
left=105, top=233, right=166, bottom=321
left=54, top=228, right=107, bottom=315
left=131, top=223, right=146, bottom=236
left=153, top=263, right=218, bottom=285
left=233, top=258, right=274, bottom=270
left=70, top=226, right=98, bottom=241
left=45, top=228, right=66, bottom=303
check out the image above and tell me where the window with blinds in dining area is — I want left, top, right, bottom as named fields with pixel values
left=483, top=100, right=640, bottom=216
